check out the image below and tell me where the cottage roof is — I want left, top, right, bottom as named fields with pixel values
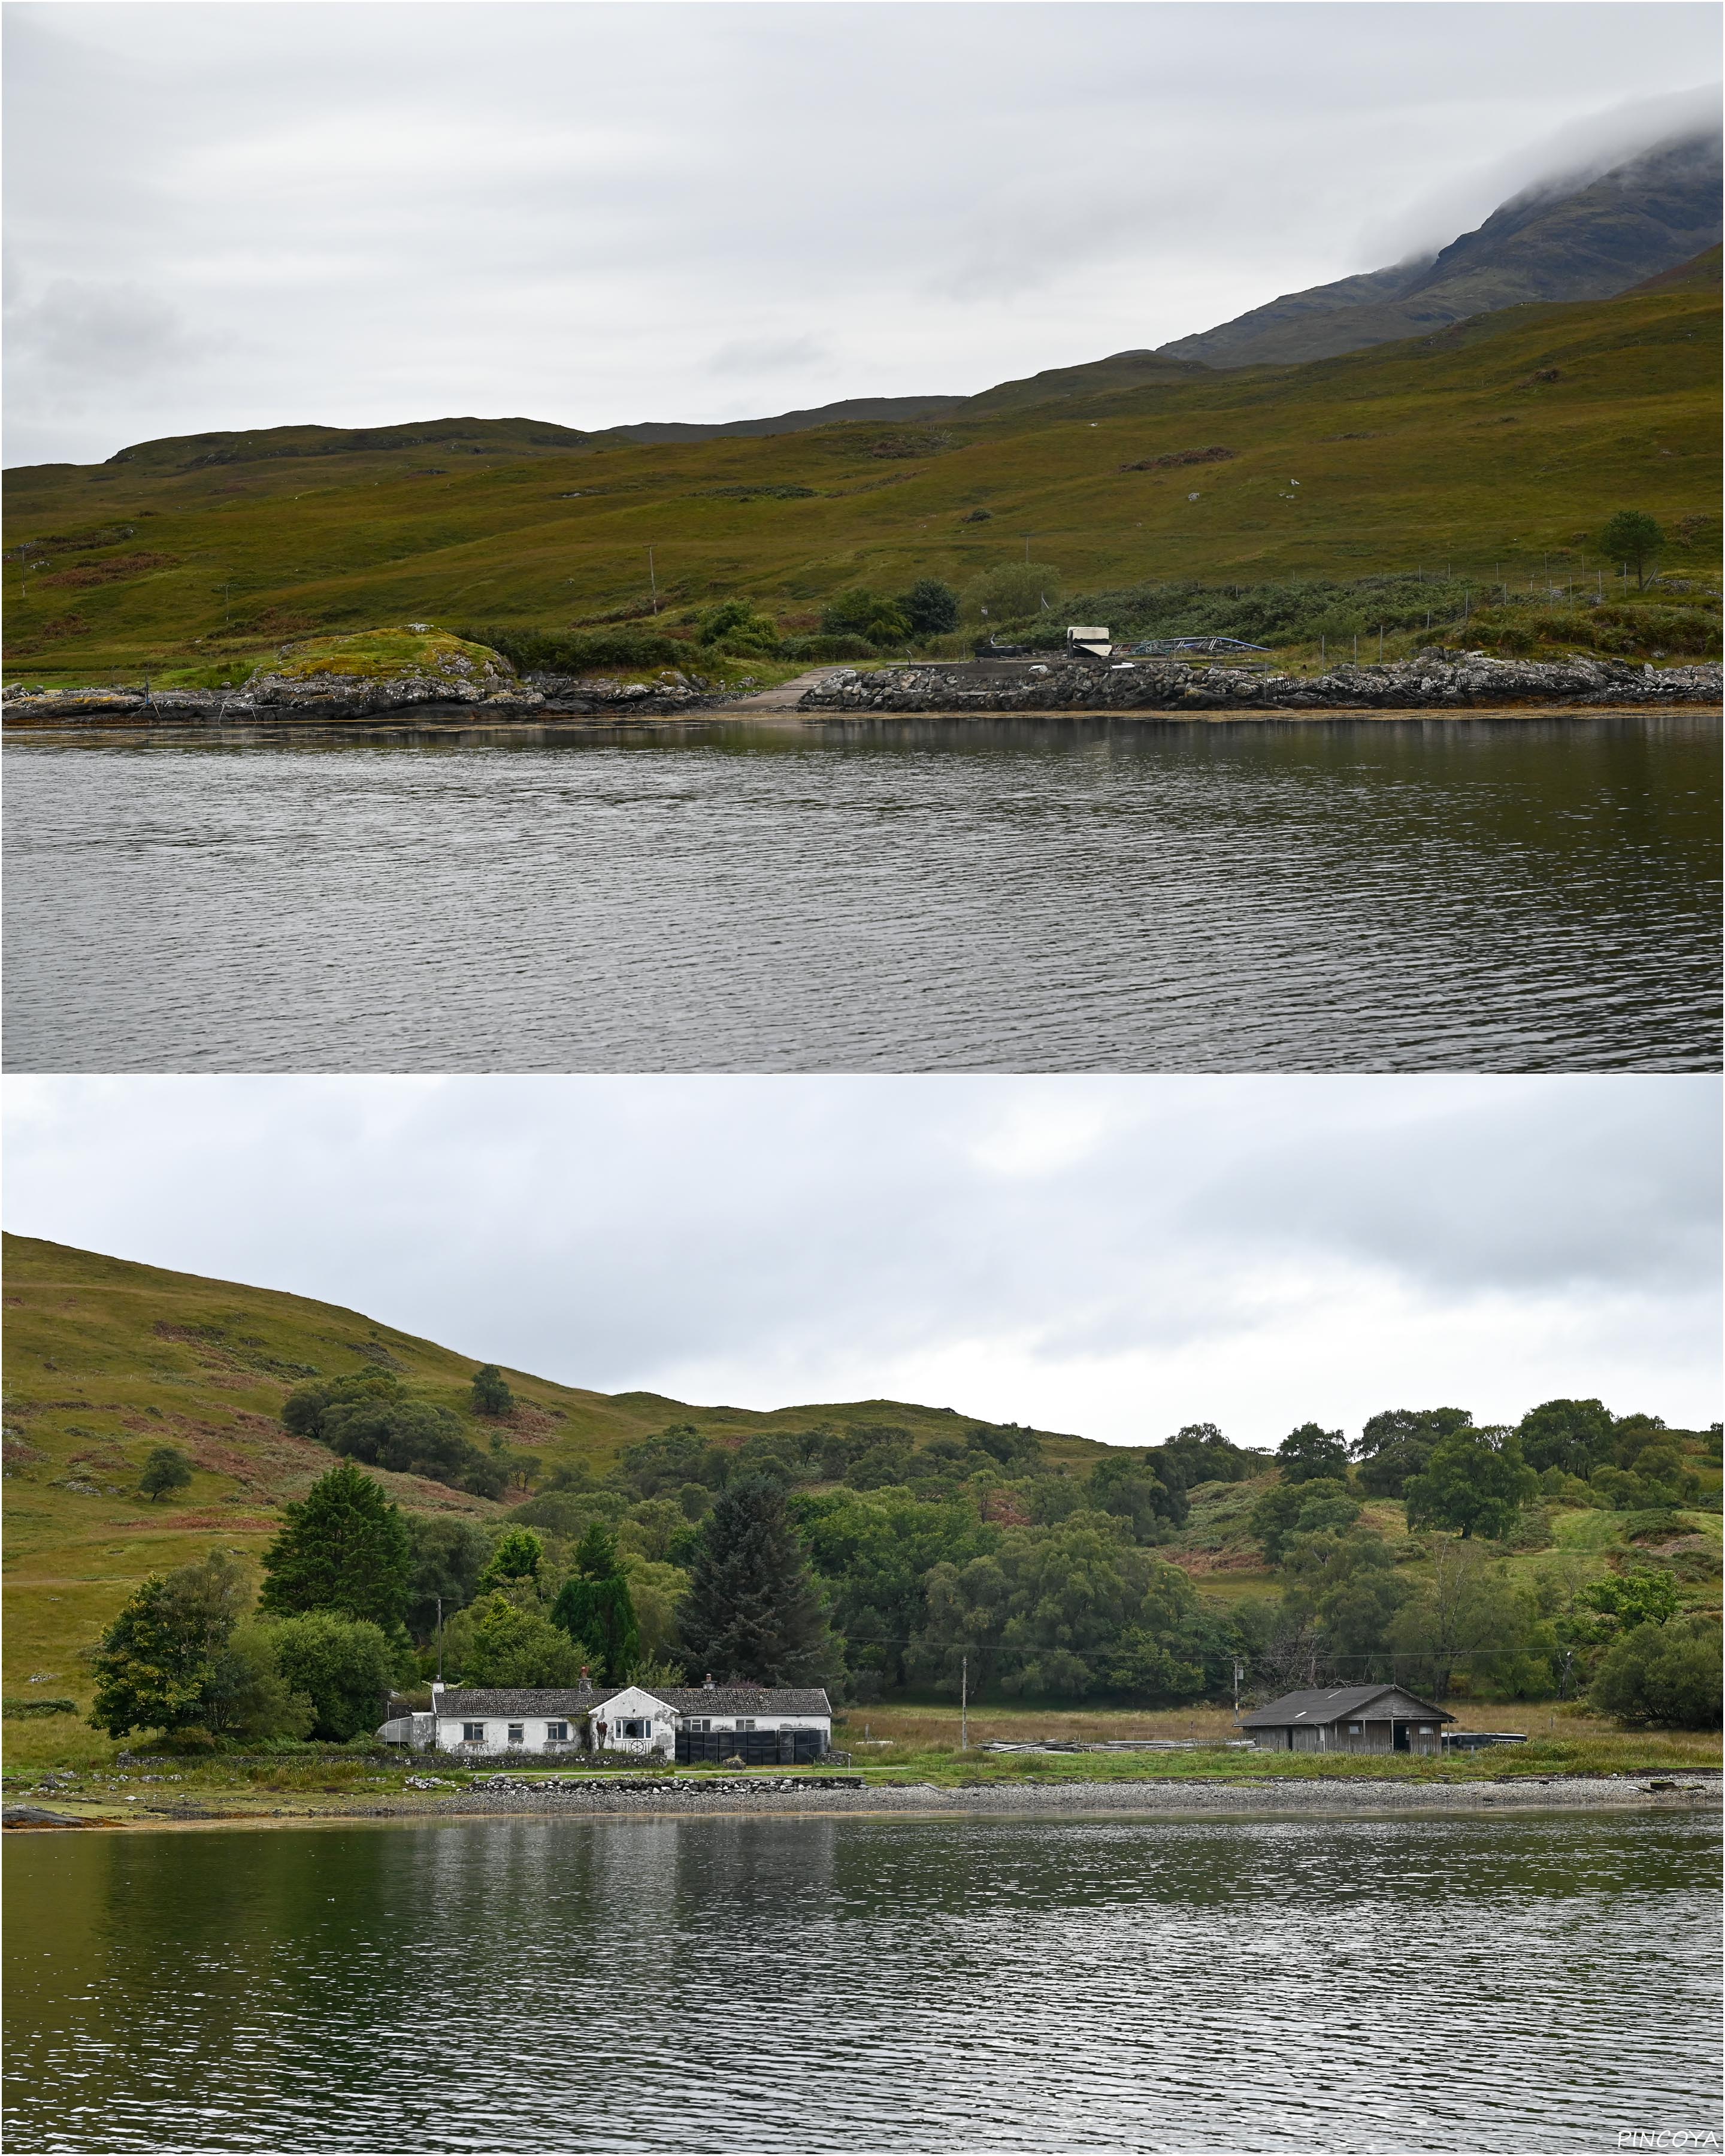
left=433, top=1687, right=601, bottom=1719
left=433, top=1682, right=834, bottom=1720
left=1239, top=1684, right=1453, bottom=1728
left=603, top=1685, right=833, bottom=1718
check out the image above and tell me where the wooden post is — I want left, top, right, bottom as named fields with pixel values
left=960, top=1654, right=969, bottom=1752
left=648, top=546, right=658, bottom=613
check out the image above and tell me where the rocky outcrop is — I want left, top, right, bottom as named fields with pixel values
left=0, top=679, right=546, bottom=725
left=0, top=672, right=730, bottom=726
left=797, top=652, right=1723, bottom=716
left=525, top=671, right=715, bottom=716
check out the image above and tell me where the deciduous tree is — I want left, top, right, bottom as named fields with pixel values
left=139, top=1445, right=193, bottom=1503
left=1404, top=1428, right=1537, bottom=1540
left=1599, top=510, right=1663, bottom=589
left=471, top=1364, right=516, bottom=1418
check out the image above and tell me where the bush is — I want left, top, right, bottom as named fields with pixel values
left=694, top=599, right=780, bottom=654
left=283, top=1376, right=504, bottom=1498
left=899, top=578, right=960, bottom=636
left=459, top=626, right=698, bottom=674
left=961, top=562, right=1063, bottom=627
left=778, top=634, right=876, bottom=663
left=820, top=589, right=913, bottom=646
left=1591, top=1617, right=1721, bottom=1728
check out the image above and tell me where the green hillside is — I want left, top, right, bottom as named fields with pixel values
left=5, top=278, right=1717, bottom=685
left=0, top=1233, right=1104, bottom=1697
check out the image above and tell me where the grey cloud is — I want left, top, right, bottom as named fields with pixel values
left=2, top=1076, right=1717, bottom=1443
left=705, top=336, right=833, bottom=378
left=4, top=4, right=1718, bottom=464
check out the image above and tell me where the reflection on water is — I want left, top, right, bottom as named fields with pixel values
left=4, top=714, right=1718, bottom=1071
left=4, top=1814, right=1720, bottom=2152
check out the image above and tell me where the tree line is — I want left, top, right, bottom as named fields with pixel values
left=86, top=1382, right=1720, bottom=1746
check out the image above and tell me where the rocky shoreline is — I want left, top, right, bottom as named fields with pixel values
left=797, top=652, right=1723, bottom=716
left=6, top=1771, right=1718, bottom=1830
left=0, top=670, right=716, bottom=728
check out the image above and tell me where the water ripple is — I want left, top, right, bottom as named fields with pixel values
left=3, top=716, right=1718, bottom=1072
left=4, top=1814, right=1720, bottom=2153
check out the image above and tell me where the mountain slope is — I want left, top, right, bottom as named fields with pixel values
left=1159, top=128, right=1723, bottom=368
left=1, top=1234, right=1104, bottom=1692
left=4, top=275, right=1718, bottom=683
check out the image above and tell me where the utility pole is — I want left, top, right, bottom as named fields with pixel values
left=647, top=546, right=658, bottom=614
left=960, top=1655, right=968, bottom=1752
left=436, top=1594, right=444, bottom=1683
left=1232, top=1657, right=1243, bottom=1722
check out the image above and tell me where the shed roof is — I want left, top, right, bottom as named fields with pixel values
left=1240, top=1684, right=1453, bottom=1728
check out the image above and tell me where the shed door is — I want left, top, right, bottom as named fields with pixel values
left=1393, top=1721, right=1411, bottom=1752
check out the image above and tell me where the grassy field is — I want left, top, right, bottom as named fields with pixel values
left=0, top=1232, right=1109, bottom=1706
left=4, top=277, right=1717, bottom=686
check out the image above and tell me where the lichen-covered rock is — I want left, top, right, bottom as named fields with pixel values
left=797, top=655, right=1723, bottom=715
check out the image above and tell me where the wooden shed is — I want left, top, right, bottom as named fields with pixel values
left=1240, top=1683, right=1454, bottom=1756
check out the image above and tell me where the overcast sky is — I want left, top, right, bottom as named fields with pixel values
left=4, top=1075, right=1718, bottom=1446
left=4, top=2, right=1718, bottom=467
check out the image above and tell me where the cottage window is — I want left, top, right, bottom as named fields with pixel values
left=507, top=1724, right=525, bottom=1745
left=737, top=1719, right=756, bottom=1731
left=1419, top=1725, right=1435, bottom=1735
left=1348, top=1724, right=1362, bottom=1735
left=462, top=1723, right=485, bottom=1744
left=688, top=1719, right=710, bottom=1733
left=546, top=1722, right=569, bottom=1742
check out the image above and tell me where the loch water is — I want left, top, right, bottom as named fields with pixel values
left=4, top=1812, right=1720, bottom=2153
left=4, top=713, right=1718, bottom=1072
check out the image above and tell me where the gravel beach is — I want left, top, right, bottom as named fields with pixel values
left=435, top=1772, right=1723, bottom=1822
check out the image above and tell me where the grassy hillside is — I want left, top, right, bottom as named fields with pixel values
left=4, top=280, right=1717, bottom=685
left=0, top=1233, right=1105, bottom=1699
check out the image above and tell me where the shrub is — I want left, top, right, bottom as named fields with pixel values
left=898, top=578, right=960, bottom=636
left=459, top=626, right=697, bottom=674
left=820, top=589, right=913, bottom=646
left=961, top=562, right=1063, bottom=626
left=1591, top=1616, right=1721, bottom=1727
left=778, top=634, right=876, bottom=662
left=695, top=599, right=780, bottom=653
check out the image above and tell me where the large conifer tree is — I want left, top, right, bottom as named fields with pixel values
left=259, top=1461, right=412, bottom=1628
left=677, top=1476, right=836, bottom=1686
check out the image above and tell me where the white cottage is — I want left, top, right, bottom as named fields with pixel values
left=401, top=1678, right=834, bottom=1763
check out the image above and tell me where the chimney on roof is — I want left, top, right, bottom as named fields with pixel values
left=703, top=1673, right=715, bottom=1688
